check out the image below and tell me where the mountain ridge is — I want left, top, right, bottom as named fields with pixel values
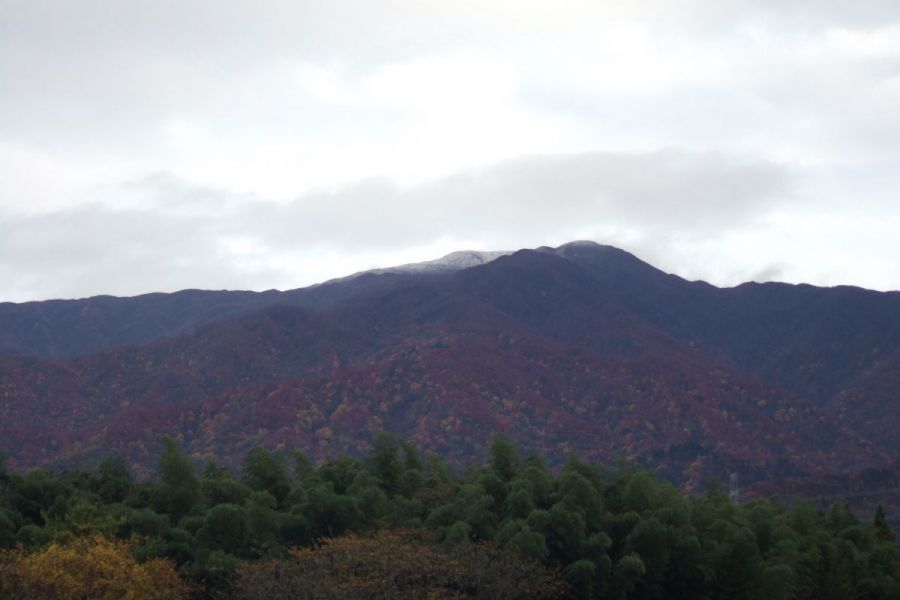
left=1, top=242, right=898, bottom=511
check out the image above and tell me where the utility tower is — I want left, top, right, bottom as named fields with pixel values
left=729, top=472, right=739, bottom=505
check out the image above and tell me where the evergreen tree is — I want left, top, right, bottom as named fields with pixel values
left=95, top=455, right=132, bottom=504
left=152, top=437, right=201, bottom=524
left=367, top=432, right=403, bottom=496
left=874, top=505, right=895, bottom=543
left=242, top=447, right=291, bottom=507
left=489, top=434, right=520, bottom=482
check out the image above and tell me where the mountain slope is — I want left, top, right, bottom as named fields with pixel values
left=0, top=251, right=502, bottom=359
left=2, top=242, right=897, bottom=495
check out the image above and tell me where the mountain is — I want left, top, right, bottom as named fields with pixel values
left=324, top=249, right=512, bottom=281
left=1, top=242, right=898, bottom=503
left=0, top=250, right=509, bottom=359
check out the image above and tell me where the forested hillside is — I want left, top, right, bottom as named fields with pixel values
left=1, top=438, right=898, bottom=599
left=2, top=243, right=898, bottom=504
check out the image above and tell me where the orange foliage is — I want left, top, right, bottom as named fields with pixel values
left=0, top=534, right=190, bottom=600
left=233, top=529, right=567, bottom=600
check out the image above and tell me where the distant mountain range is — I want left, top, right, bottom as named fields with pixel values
left=1, top=241, right=898, bottom=509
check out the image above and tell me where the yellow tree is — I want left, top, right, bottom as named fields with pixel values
left=0, top=534, right=189, bottom=600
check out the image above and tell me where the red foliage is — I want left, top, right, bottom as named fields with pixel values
left=0, top=244, right=896, bottom=500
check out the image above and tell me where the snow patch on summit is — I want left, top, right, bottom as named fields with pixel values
left=368, top=250, right=512, bottom=275
left=322, top=250, right=512, bottom=285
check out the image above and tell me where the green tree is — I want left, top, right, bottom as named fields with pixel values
left=203, top=463, right=252, bottom=506
left=0, top=510, right=16, bottom=549
left=95, top=456, right=133, bottom=504
left=610, top=553, right=646, bottom=600
left=873, top=505, right=895, bottom=543
left=246, top=492, right=282, bottom=558
left=367, top=433, right=403, bottom=497
left=152, top=438, right=201, bottom=524
left=243, top=448, right=291, bottom=507
left=489, top=435, right=520, bottom=483
left=199, top=503, right=247, bottom=553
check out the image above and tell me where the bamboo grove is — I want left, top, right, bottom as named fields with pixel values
left=1, top=435, right=898, bottom=599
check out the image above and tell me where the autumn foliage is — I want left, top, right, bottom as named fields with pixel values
left=232, top=529, right=567, bottom=599
left=4, top=241, right=900, bottom=509
left=0, top=534, right=189, bottom=600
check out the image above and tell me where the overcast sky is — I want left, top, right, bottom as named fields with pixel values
left=2, top=1, right=899, bottom=301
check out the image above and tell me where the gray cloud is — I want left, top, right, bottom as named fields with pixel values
left=195, top=149, right=794, bottom=253
left=419, top=151, right=791, bottom=235
left=0, top=202, right=281, bottom=301
left=0, top=150, right=792, bottom=301
left=1, top=1, right=899, bottom=299
left=0, top=1, right=476, bottom=150
left=4, top=0, right=898, bottom=154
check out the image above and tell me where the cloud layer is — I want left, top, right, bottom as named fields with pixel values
left=0, top=149, right=868, bottom=301
left=1, top=1, right=899, bottom=300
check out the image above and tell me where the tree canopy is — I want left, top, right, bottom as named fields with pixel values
left=0, top=437, right=897, bottom=599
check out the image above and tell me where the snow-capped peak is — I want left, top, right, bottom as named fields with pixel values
left=322, top=250, right=512, bottom=285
